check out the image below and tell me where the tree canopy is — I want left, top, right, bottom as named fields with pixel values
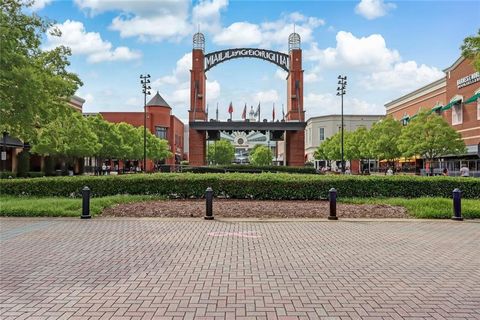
left=398, top=111, right=466, bottom=162
left=0, top=0, right=82, bottom=141
left=367, top=117, right=402, bottom=163
left=208, top=140, right=235, bottom=165
left=249, top=145, right=273, bottom=166
left=461, top=29, right=480, bottom=71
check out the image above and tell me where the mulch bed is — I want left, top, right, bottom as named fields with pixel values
left=102, top=199, right=408, bottom=219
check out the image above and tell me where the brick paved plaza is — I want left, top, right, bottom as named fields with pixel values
left=1, top=218, right=479, bottom=320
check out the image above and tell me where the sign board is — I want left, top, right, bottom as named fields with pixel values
left=457, top=71, right=480, bottom=89
left=1, top=151, right=6, bottom=161
left=205, top=48, right=289, bottom=72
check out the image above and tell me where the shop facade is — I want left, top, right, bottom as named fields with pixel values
left=385, top=57, right=479, bottom=176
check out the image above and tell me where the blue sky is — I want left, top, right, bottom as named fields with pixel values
left=34, top=0, right=479, bottom=121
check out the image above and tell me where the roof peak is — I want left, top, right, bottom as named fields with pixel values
left=146, top=91, right=171, bottom=108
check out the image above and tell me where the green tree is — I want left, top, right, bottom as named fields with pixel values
left=368, top=117, right=402, bottom=165
left=208, top=139, right=235, bottom=165
left=116, top=123, right=142, bottom=160
left=461, top=29, right=480, bottom=71
left=398, top=111, right=466, bottom=174
left=0, top=0, right=82, bottom=141
left=87, top=115, right=126, bottom=160
left=147, top=132, right=172, bottom=161
left=32, top=107, right=100, bottom=170
left=249, top=145, right=273, bottom=166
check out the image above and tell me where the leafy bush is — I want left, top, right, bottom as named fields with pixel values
left=0, top=172, right=16, bottom=179
left=182, top=165, right=317, bottom=174
left=0, top=173, right=478, bottom=199
left=28, top=172, right=45, bottom=178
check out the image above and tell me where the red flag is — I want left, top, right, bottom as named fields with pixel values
left=228, top=101, right=233, bottom=114
left=272, top=104, right=275, bottom=121
left=241, top=104, right=247, bottom=120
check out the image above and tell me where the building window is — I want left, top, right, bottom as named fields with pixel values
left=155, top=126, right=167, bottom=140
left=477, top=99, right=480, bottom=120
left=319, top=127, right=325, bottom=141
left=452, top=103, right=463, bottom=125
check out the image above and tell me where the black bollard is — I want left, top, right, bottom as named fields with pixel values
left=328, top=188, right=338, bottom=220
left=451, top=188, right=463, bottom=221
left=81, top=186, right=91, bottom=219
left=204, top=187, right=214, bottom=220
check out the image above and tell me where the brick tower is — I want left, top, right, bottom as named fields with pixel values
left=189, top=32, right=207, bottom=165
left=285, top=32, right=305, bottom=166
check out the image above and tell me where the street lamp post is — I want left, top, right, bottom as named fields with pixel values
left=337, top=75, right=347, bottom=174
left=140, top=74, right=151, bottom=173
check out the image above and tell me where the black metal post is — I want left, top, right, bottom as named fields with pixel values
left=140, top=74, right=151, bottom=173
left=337, top=76, right=347, bottom=173
left=2, top=131, right=8, bottom=173
left=328, top=188, right=338, bottom=220
left=204, top=187, right=214, bottom=220
left=451, top=188, right=463, bottom=221
left=81, top=186, right=91, bottom=219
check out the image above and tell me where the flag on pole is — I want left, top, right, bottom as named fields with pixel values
left=282, top=104, right=285, bottom=120
left=254, top=102, right=260, bottom=121
left=206, top=104, right=209, bottom=120
left=216, top=102, right=219, bottom=121
left=228, top=101, right=233, bottom=120
left=242, top=103, right=247, bottom=120
left=272, top=103, right=275, bottom=121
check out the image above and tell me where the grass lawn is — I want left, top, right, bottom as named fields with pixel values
left=0, top=196, right=479, bottom=219
left=0, top=195, right=164, bottom=217
left=341, top=197, right=480, bottom=219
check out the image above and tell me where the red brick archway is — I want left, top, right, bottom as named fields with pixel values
left=189, top=33, right=304, bottom=166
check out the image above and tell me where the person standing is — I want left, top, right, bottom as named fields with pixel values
left=460, top=164, right=470, bottom=177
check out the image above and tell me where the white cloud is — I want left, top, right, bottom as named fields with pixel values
left=355, top=0, right=396, bottom=20
left=192, top=0, right=228, bottom=33
left=75, top=0, right=227, bottom=42
left=306, top=31, right=400, bottom=72
left=364, top=61, right=444, bottom=92
left=153, top=52, right=191, bottom=87
left=304, top=92, right=385, bottom=117
left=213, top=12, right=325, bottom=47
left=30, top=0, right=53, bottom=10
left=45, top=20, right=141, bottom=63
left=275, top=69, right=288, bottom=81
left=253, top=90, right=279, bottom=104
left=213, top=22, right=262, bottom=46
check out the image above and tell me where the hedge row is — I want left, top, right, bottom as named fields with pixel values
left=182, top=165, right=317, bottom=174
left=1, top=172, right=45, bottom=179
left=1, top=173, right=479, bottom=199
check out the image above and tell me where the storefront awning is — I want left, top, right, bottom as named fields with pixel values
left=429, top=104, right=443, bottom=113
left=400, top=115, right=410, bottom=121
left=441, top=97, right=462, bottom=111
left=464, top=92, right=480, bottom=104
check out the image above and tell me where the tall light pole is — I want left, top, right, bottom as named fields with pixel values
left=140, top=74, right=151, bottom=173
left=337, top=75, right=347, bottom=174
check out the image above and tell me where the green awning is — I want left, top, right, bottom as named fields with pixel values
left=431, top=104, right=443, bottom=112
left=410, top=114, right=418, bottom=120
left=441, top=98, right=462, bottom=111
left=400, top=115, right=410, bottom=121
left=464, top=92, right=480, bottom=104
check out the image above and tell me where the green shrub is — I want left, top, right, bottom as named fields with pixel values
left=182, top=165, right=317, bottom=174
left=28, top=172, right=45, bottom=178
left=17, top=151, right=30, bottom=178
left=0, top=172, right=16, bottom=179
left=0, top=173, right=478, bottom=199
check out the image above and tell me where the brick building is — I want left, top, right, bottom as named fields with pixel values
left=101, top=91, right=185, bottom=170
left=385, top=57, right=479, bottom=174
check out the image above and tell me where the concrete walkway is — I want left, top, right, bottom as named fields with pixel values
left=1, top=218, right=479, bottom=319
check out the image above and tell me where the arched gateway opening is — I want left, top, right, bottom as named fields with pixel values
left=189, top=32, right=305, bottom=166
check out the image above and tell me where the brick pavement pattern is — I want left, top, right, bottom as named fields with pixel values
left=1, top=219, right=479, bottom=320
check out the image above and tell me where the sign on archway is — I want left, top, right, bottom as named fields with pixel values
left=189, top=32, right=305, bottom=167
left=205, top=48, right=289, bottom=72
